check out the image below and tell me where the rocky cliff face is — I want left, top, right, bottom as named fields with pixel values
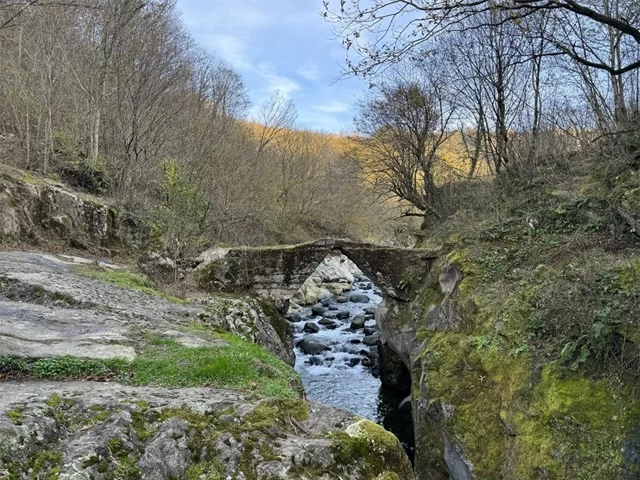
left=0, top=166, right=148, bottom=251
left=379, top=225, right=640, bottom=479
left=0, top=250, right=413, bottom=480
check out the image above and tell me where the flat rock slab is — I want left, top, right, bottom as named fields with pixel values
left=0, top=252, right=214, bottom=361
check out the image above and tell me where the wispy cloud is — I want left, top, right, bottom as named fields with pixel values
left=297, top=61, right=320, bottom=82
left=177, top=0, right=367, bottom=133
left=257, top=63, right=301, bottom=97
left=313, top=100, right=350, bottom=114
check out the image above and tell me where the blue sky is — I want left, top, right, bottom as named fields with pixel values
left=176, top=0, right=366, bottom=133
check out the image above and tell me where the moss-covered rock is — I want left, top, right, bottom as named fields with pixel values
left=405, top=197, right=640, bottom=480
left=332, top=419, right=414, bottom=480
left=0, top=383, right=410, bottom=480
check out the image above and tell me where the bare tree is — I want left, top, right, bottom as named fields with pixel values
left=355, top=68, right=455, bottom=223
left=253, top=90, right=297, bottom=155
left=323, top=0, right=640, bottom=76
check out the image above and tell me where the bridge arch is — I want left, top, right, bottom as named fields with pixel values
left=195, top=239, right=437, bottom=312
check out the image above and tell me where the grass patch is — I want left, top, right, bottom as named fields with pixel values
left=0, top=356, right=129, bottom=381
left=1, top=332, right=300, bottom=399
left=131, top=336, right=299, bottom=397
left=6, top=408, right=23, bottom=425
left=75, top=265, right=188, bottom=304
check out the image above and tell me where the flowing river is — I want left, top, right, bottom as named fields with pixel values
left=289, top=276, right=415, bottom=461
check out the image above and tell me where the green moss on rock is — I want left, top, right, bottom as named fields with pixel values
left=332, top=419, right=414, bottom=480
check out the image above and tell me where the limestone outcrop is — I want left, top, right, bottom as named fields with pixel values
left=292, top=252, right=361, bottom=306
left=0, top=381, right=413, bottom=480
left=0, top=166, right=148, bottom=251
left=0, top=251, right=293, bottom=366
left=379, top=254, right=640, bottom=480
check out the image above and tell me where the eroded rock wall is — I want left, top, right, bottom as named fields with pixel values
left=380, top=254, right=640, bottom=480
left=0, top=168, right=149, bottom=251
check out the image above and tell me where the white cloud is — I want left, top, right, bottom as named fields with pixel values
left=256, top=63, right=301, bottom=97
left=296, top=61, right=321, bottom=82
left=313, top=100, right=350, bottom=114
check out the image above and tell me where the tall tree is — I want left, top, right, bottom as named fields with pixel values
left=355, top=70, right=454, bottom=223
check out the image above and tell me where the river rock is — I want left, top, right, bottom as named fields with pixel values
left=363, top=306, right=377, bottom=315
left=347, top=357, right=361, bottom=367
left=336, top=311, right=350, bottom=320
left=318, top=319, right=337, bottom=329
left=320, top=296, right=333, bottom=306
left=328, top=305, right=339, bottom=310
left=362, top=357, right=374, bottom=367
left=323, top=311, right=339, bottom=320
left=364, top=314, right=375, bottom=321
left=335, top=296, right=349, bottom=303
left=311, top=303, right=327, bottom=316
left=294, top=278, right=332, bottom=305
left=364, top=326, right=378, bottom=336
left=350, top=339, right=362, bottom=344
left=350, top=294, right=370, bottom=303
left=350, top=315, right=366, bottom=330
left=303, top=322, right=320, bottom=334
left=297, top=338, right=330, bottom=355
left=323, top=282, right=353, bottom=294
left=308, top=355, right=323, bottom=366
left=363, top=332, right=381, bottom=346
left=288, top=312, right=303, bottom=323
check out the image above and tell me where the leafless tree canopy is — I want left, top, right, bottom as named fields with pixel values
left=0, top=0, right=409, bottom=254
left=324, top=0, right=640, bottom=76
left=355, top=68, right=455, bottom=222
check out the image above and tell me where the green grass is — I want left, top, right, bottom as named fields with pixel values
left=0, top=356, right=129, bottom=381
left=6, top=408, right=23, bottom=425
left=131, top=336, right=299, bottom=397
left=0, top=334, right=300, bottom=399
left=75, top=265, right=188, bottom=304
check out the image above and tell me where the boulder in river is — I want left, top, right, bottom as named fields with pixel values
left=363, top=332, right=381, bottom=346
left=297, top=338, right=331, bottom=355
left=318, top=318, right=337, bottom=329
left=347, top=357, right=361, bottom=367
left=350, top=294, right=370, bottom=303
left=335, top=296, right=349, bottom=303
left=311, top=303, right=327, bottom=316
left=350, top=315, right=366, bottom=330
left=328, top=305, right=339, bottom=311
left=308, top=355, right=323, bottom=366
left=320, top=296, right=333, bottom=306
left=323, top=311, right=339, bottom=319
left=303, top=322, right=320, bottom=334
left=288, top=312, right=303, bottom=323
left=336, top=311, right=350, bottom=320
left=363, top=306, right=377, bottom=315
left=364, top=326, right=379, bottom=336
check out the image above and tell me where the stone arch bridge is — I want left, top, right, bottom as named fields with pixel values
left=195, top=239, right=438, bottom=312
